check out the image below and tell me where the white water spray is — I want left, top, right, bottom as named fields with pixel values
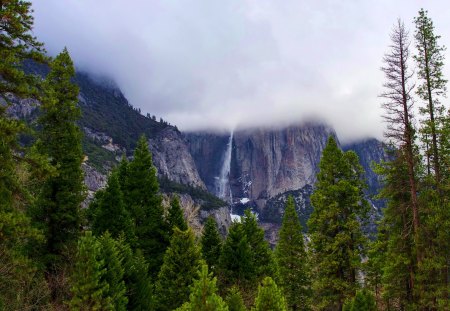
left=217, top=132, right=233, bottom=203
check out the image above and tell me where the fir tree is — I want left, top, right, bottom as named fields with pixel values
left=308, top=137, right=368, bottom=310
left=155, top=228, right=202, bottom=311
left=342, top=289, right=377, bottom=311
left=241, top=210, right=275, bottom=279
left=34, top=48, right=85, bottom=263
left=167, top=195, right=188, bottom=232
left=414, top=9, right=447, bottom=186
left=219, top=221, right=254, bottom=286
left=69, top=232, right=110, bottom=311
left=124, top=135, right=168, bottom=276
left=201, top=216, right=222, bottom=273
left=117, top=242, right=153, bottom=311
left=98, top=233, right=128, bottom=311
left=275, top=196, right=310, bottom=311
left=89, top=170, right=135, bottom=243
left=251, top=277, right=287, bottom=311
left=176, top=264, right=228, bottom=311
left=226, top=287, right=247, bottom=311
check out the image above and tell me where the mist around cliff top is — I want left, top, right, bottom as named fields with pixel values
left=32, top=0, right=450, bottom=143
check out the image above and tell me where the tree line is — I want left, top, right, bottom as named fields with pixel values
left=1, top=1, right=448, bottom=310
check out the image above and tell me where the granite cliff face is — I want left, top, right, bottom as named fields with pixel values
left=186, top=124, right=337, bottom=209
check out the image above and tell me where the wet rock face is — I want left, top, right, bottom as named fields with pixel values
left=148, top=127, right=207, bottom=190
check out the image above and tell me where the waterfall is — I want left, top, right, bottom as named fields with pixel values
left=217, top=132, right=233, bottom=203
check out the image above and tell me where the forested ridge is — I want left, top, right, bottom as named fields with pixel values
left=0, top=2, right=448, bottom=311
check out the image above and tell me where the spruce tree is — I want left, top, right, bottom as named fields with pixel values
left=89, top=170, right=135, bottom=243
left=275, top=196, right=310, bottom=311
left=167, top=195, right=188, bottom=232
left=69, top=232, right=110, bottom=310
left=226, top=287, right=247, bottom=311
left=176, top=264, right=228, bottom=311
left=34, top=48, right=84, bottom=263
left=155, top=228, right=202, bottom=311
left=98, top=233, right=128, bottom=311
left=308, top=137, right=368, bottom=310
left=124, top=135, right=168, bottom=276
left=251, top=277, right=287, bottom=311
left=201, top=216, right=222, bottom=273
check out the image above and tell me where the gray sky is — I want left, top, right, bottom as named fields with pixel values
left=31, top=0, right=450, bottom=142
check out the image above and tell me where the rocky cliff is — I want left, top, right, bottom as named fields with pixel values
left=186, top=124, right=337, bottom=209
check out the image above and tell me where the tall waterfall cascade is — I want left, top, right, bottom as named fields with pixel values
left=217, top=132, right=233, bottom=203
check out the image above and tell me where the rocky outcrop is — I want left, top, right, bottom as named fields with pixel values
left=149, top=127, right=206, bottom=190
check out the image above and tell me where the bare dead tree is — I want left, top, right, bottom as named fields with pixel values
left=380, top=19, right=421, bottom=262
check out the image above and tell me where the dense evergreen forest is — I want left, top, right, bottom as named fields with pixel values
left=0, top=2, right=449, bottom=310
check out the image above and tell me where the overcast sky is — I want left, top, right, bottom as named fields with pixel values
left=31, top=0, right=450, bottom=142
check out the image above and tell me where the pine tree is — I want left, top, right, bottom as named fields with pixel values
left=155, top=228, right=202, bottom=311
left=201, top=216, right=222, bottom=274
left=117, top=242, right=153, bottom=311
left=69, top=232, right=110, bottom=311
left=226, top=287, right=247, bottom=311
left=307, top=137, right=368, bottom=310
left=176, top=264, right=228, bottom=311
left=251, top=277, right=287, bottom=311
left=167, top=195, right=188, bottom=232
left=124, top=135, right=168, bottom=276
left=98, top=233, right=128, bottom=311
left=89, top=170, right=135, bottom=243
left=414, top=9, right=447, bottom=186
left=219, top=221, right=254, bottom=286
left=241, top=209, right=275, bottom=279
left=0, top=2, right=51, bottom=309
left=34, top=48, right=85, bottom=263
left=275, top=196, right=310, bottom=311
left=342, top=289, right=377, bottom=311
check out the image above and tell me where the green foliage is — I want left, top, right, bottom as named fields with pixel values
left=308, top=137, right=368, bottom=310
left=275, top=196, right=310, bottom=310
left=69, top=232, right=110, bottom=311
left=155, top=228, right=202, bottom=311
left=123, top=135, right=168, bottom=276
left=176, top=264, right=228, bottom=311
left=89, top=170, right=135, bottom=244
left=251, top=277, right=287, bottom=311
left=167, top=195, right=188, bottom=232
left=219, top=221, right=254, bottom=286
left=201, top=216, right=222, bottom=273
left=33, top=48, right=85, bottom=263
left=342, top=289, right=377, bottom=311
left=241, top=210, right=275, bottom=279
left=116, top=242, right=153, bottom=311
left=82, top=137, right=117, bottom=173
left=226, top=286, right=247, bottom=311
left=159, top=176, right=227, bottom=210
left=98, top=233, right=128, bottom=311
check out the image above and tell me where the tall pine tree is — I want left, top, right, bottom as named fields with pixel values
left=124, top=135, right=168, bottom=277
left=308, top=137, right=368, bottom=310
left=34, top=48, right=85, bottom=264
left=275, top=196, right=310, bottom=311
left=167, top=195, right=188, bottom=232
